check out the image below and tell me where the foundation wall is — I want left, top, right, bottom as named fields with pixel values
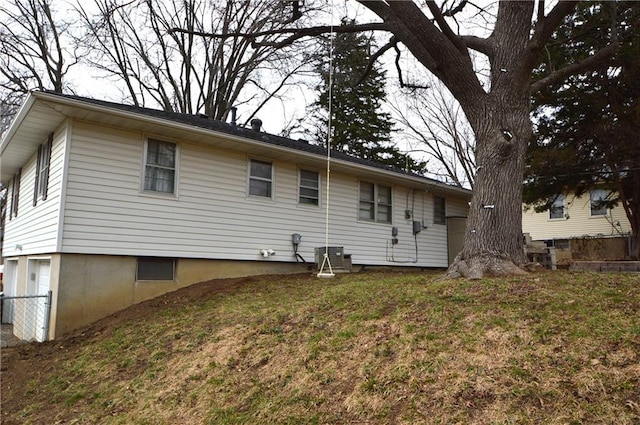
left=55, top=254, right=306, bottom=338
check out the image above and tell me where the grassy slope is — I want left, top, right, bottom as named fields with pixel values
left=1, top=271, right=639, bottom=424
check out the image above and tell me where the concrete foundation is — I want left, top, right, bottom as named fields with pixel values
left=6, top=254, right=309, bottom=339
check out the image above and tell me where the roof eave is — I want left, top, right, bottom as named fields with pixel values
left=4, top=92, right=472, bottom=198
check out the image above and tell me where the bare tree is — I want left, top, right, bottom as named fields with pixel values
left=198, top=1, right=619, bottom=278
left=77, top=0, right=317, bottom=123
left=0, top=0, right=78, bottom=133
left=391, top=77, right=476, bottom=189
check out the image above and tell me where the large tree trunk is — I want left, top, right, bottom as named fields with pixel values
left=446, top=94, right=531, bottom=279
left=444, top=2, right=536, bottom=279
left=348, top=1, right=584, bottom=278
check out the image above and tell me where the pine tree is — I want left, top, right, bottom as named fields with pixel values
left=524, top=2, right=640, bottom=259
left=306, top=19, right=425, bottom=173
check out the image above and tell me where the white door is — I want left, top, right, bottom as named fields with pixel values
left=35, top=260, right=50, bottom=342
left=2, top=260, right=18, bottom=324
left=23, top=260, right=50, bottom=342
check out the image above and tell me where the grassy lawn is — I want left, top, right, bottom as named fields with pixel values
left=1, top=270, right=639, bottom=424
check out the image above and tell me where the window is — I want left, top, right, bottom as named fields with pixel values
left=9, top=168, right=21, bottom=219
left=136, top=257, right=176, bottom=280
left=433, top=196, right=446, bottom=225
left=359, top=182, right=392, bottom=223
left=549, top=194, right=565, bottom=219
left=590, top=189, right=608, bottom=216
left=249, top=159, right=273, bottom=198
left=299, top=169, right=319, bottom=205
left=144, top=139, right=177, bottom=194
left=33, top=134, right=53, bottom=206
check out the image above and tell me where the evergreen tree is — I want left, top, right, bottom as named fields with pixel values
left=524, top=2, right=640, bottom=259
left=306, top=19, right=425, bottom=174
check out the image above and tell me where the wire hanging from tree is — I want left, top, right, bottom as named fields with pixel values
left=317, top=1, right=336, bottom=279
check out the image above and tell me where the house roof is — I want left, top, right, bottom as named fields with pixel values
left=0, top=90, right=471, bottom=197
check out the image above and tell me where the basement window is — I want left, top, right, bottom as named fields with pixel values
left=136, top=257, right=176, bottom=281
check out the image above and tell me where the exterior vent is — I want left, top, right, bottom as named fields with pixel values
left=315, top=246, right=345, bottom=269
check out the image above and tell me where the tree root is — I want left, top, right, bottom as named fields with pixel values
left=444, top=252, right=530, bottom=280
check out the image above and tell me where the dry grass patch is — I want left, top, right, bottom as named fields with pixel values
left=1, top=271, right=639, bottom=424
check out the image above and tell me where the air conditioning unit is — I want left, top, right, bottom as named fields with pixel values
left=315, top=246, right=345, bottom=269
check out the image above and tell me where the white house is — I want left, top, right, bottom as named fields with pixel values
left=1, top=91, right=471, bottom=340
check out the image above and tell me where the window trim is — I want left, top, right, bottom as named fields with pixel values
left=358, top=181, right=392, bottom=224
left=433, top=195, right=446, bottom=225
left=548, top=194, right=565, bottom=220
left=298, top=168, right=320, bottom=206
left=142, top=138, right=179, bottom=196
left=589, top=189, right=608, bottom=217
left=33, top=133, right=53, bottom=206
left=9, top=168, right=21, bottom=219
left=248, top=158, right=274, bottom=199
left=136, top=257, right=176, bottom=281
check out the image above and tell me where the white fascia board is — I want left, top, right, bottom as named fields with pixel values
left=0, top=92, right=37, bottom=156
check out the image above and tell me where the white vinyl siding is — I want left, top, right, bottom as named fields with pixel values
left=523, top=191, right=631, bottom=241
left=58, top=121, right=467, bottom=268
left=1, top=128, right=66, bottom=257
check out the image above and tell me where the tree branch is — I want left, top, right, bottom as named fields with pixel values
left=461, top=35, right=492, bottom=56
left=356, top=36, right=397, bottom=86
left=426, top=0, right=467, bottom=52
left=530, top=42, right=618, bottom=93
left=529, top=0, right=579, bottom=51
left=168, top=23, right=391, bottom=49
left=394, top=44, right=430, bottom=90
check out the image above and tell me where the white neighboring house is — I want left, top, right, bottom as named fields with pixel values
left=522, top=191, right=632, bottom=247
left=0, top=91, right=471, bottom=340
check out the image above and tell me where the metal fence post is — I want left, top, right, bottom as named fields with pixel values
left=42, top=290, right=53, bottom=342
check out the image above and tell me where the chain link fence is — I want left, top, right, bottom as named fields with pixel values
left=1, top=291, right=52, bottom=345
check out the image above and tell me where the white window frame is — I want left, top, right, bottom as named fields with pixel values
left=33, top=134, right=53, bottom=206
left=248, top=158, right=274, bottom=199
left=589, top=189, right=608, bottom=217
left=549, top=194, right=565, bottom=220
left=433, top=195, right=446, bottom=225
left=298, top=168, right=320, bottom=206
left=358, top=182, right=392, bottom=224
left=142, top=138, right=178, bottom=196
left=9, top=168, right=21, bottom=219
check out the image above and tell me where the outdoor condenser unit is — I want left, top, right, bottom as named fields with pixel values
left=314, top=246, right=345, bottom=269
